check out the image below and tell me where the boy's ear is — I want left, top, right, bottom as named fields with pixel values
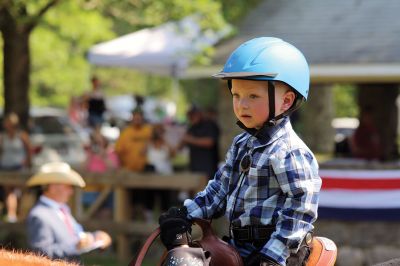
left=281, top=90, right=296, bottom=112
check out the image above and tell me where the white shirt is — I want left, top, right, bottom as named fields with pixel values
left=147, top=144, right=173, bottom=175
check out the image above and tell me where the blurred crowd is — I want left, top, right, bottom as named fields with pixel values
left=66, top=76, right=221, bottom=222
left=0, top=75, right=222, bottom=263
left=0, top=76, right=221, bottom=258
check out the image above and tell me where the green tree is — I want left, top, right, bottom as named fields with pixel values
left=1, top=0, right=261, bottom=127
left=219, top=0, right=262, bottom=23
left=333, top=84, right=358, bottom=117
left=0, top=0, right=61, bottom=127
left=30, top=1, right=114, bottom=107
left=0, top=0, right=229, bottom=127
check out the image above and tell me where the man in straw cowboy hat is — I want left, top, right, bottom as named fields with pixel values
left=26, top=162, right=112, bottom=263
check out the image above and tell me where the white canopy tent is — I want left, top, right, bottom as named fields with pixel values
left=87, top=15, right=230, bottom=78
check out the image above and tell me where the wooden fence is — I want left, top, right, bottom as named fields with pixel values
left=0, top=170, right=208, bottom=261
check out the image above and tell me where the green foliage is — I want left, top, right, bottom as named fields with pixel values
left=1, top=0, right=56, bottom=18
left=220, top=0, right=263, bottom=23
left=95, top=0, right=231, bottom=67
left=27, top=0, right=232, bottom=109
left=333, top=84, right=359, bottom=117
left=29, top=1, right=115, bottom=107
left=180, top=78, right=219, bottom=108
left=93, top=0, right=227, bottom=33
left=1, top=0, right=261, bottom=110
left=92, top=67, right=175, bottom=98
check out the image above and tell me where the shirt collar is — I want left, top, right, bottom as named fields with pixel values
left=236, top=117, right=291, bottom=147
left=39, top=195, right=69, bottom=211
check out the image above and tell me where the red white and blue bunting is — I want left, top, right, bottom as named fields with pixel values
left=319, top=169, right=400, bottom=220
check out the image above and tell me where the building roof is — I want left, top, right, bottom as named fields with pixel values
left=215, top=0, right=400, bottom=65
left=186, top=0, right=400, bottom=82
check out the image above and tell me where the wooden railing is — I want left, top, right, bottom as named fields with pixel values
left=0, top=170, right=208, bottom=261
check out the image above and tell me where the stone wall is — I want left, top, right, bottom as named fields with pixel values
left=315, top=220, right=400, bottom=266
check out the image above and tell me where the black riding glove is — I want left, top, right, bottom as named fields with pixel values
left=244, top=252, right=280, bottom=266
left=158, top=206, right=192, bottom=250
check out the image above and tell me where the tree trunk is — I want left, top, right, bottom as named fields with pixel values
left=1, top=20, right=31, bottom=129
left=300, top=84, right=335, bottom=154
left=358, top=84, right=399, bottom=161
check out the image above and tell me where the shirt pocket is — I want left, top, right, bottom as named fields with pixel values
left=247, top=165, right=280, bottom=199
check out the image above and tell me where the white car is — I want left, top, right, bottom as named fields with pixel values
left=29, top=107, right=89, bottom=169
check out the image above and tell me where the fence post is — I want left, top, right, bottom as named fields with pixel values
left=115, top=185, right=130, bottom=261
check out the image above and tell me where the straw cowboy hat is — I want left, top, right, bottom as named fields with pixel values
left=26, top=162, right=86, bottom=188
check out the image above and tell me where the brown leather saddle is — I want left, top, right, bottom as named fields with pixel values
left=130, top=218, right=337, bottom=266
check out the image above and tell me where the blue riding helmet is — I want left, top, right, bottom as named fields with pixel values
left=213, top=37, right=310, bottom=100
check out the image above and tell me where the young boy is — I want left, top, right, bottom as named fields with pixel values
left=159, top=37, right=322, bottom=266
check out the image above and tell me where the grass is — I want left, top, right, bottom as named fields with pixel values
left=81, top=254, right=123, bottom=266
left=80, top=238, right=165, bottom=266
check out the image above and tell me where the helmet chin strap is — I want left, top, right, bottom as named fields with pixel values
left=265, top=80, right=289, bottom=127
left=265, top=81, right=304, bottom=127
left=266, top=81, right=276, bottom=126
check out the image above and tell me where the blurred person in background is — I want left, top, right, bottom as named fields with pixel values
left=179, top=105, right=220, bottom=180
left=85, top=76, right=106, bottom=128
left=0, top=112, right=32, bottom=222
left=147, top=124, right=175, bottom=175
left=82, top=125, right=119, bottom=218
left=204, top=106, right=221, bottom=167
left=85, top=124, right=119, bottom=173
left=26, top=162, right=112, bottom=263
left=115, top=107, right=154, bottom=221
left=146, top=124, right=176, bottom=213
left=115, top=107, right=153, bottom=172
left=68, top=96, right=86, bottom=126
left=349, top=106, right=382, bottom=160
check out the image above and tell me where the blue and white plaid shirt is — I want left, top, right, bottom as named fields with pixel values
left=184, top=117, right=321, bottom=265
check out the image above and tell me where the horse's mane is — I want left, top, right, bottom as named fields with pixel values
left=0, top=249, right=79, bottom=266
